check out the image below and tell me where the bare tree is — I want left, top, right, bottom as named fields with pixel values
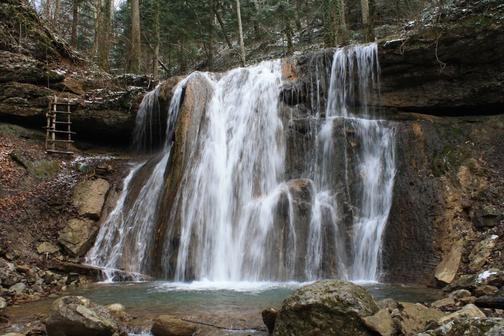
left=236, top=0, right=246, bottom=66
left=361, top=0, right=374, bottom=41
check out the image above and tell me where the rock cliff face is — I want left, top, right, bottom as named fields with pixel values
left=0, top=0, right=148, bottom=145
left=144, top=0, right=504, bottom=284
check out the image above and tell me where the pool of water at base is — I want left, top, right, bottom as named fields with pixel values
left=3, top=281, right=443, bottom=336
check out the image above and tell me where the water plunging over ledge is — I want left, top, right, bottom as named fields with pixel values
left=87, top=43, right=396, bottom=284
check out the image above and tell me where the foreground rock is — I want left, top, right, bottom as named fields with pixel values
left=46, top=296, right=125, bottom=336
left=418, top=317, right=504, bottom=336
left=151, top=315, right=197, bottom=336
left=272, top=280, right=378, bottom=336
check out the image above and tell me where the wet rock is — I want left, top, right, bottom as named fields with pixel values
left=418, top=317, right=504, bottom=336
left=475, top=296, right=504, bottom=310
left=398, top=303, right=445, bottom=335
left=58, top=218, right=98, bottom=257
left=434, top=240, right=463, bottom=285
left=1, top=333, right=25, bottom=336
left=46, top=296, right=124, bottom=336
left=469, top=235, right=499, bottom=272
left=151, top=315, right=197, bottom=336
left=363, top=308, right=395, bottom=336
left=475, top=285, right=499, bottom=297
left=273, top=280, right=378, bottom=336
left=72, top=179, right=110, bottom=220
left=36, top=242, right=60, bottom=255
left=262, top=308, right=278, bottom=334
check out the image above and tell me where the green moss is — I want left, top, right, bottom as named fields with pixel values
left=28, top=160, right=60, bottom=179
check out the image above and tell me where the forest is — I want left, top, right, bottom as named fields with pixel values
left=32, top=0, right=431, bottom=75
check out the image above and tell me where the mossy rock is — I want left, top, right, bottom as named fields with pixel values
left=9, top=150, right=60, bottom=179
left=273, top=280, right=378, bottom=336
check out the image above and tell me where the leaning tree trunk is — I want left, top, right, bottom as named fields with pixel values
left=128, top=0, right=142, bottom=73
left=236, top=0, right=246, bottom=66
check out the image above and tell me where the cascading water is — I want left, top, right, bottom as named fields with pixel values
left=163, top=61, right=290, bottom=281
left=314, top=43, right=396, bottom=281
left=86, top=76, right=191, bottom=279
left=87, top=43, right=395, bottom=284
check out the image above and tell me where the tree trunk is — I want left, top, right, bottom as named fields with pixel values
left=53, top=0, right=60, bottom=28
left=152, top=0, right=160, bottom=80
left=71, top=0, right=80, bottom=48
left=361, top=0, right=374, bottom=41
left=43, top=0, right=51, bottom=21
left=236, top=0, right=246, bottom=66
left=97, top=0, right=112, bottom=71
left=128, top=0, right=141, bottom=73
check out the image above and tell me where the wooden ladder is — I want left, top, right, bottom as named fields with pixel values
left=45, top=96, right=77, bottom=155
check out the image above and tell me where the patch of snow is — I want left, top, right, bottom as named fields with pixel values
left=477, top=270, right=497, bottom=282
left=490, top=235, right=499, bottom=240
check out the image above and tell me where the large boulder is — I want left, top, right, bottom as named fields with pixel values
left=45, top=296, right=124, bottom=336
left=272, top=280, right=378, bottom=336
left=151, top=315, right=197, bottom=336
left=434, top=240, right=463, bottom=285
left=72, top=179, right=110, bottom=220
left=58, top=218, right=98, bottom=257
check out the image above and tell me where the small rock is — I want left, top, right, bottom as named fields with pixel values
left=151, top=315, right=197, bottom=336
left=106, top=303, right=125, bottom=314
left=36, top=242, right=60, bottom=255
left=469, top=235, right=498, bottom=272
left=475, top=296, right=504, bottom=309
left=262, top=308, right=278, bottom=335
left=449, top=289, right=472, bottom=301
left=9, top=282, right=26, bottom=294
left=378, top=298, right=399, bottom=311
left=438, top=304, right=486, bottom=324
left=363, top=308, right=395, bottom=336
left=419, top=317, right=504, bottom=336
left=398, top=303, right=445, bottom=335
left=431, top=297, right=456, bottom=311
left=475, top=285, right=499, bottom=297
left=0, top=297, right=6, bottom=309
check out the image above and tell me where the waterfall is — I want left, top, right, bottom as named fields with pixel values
left=88, top=43, right=395, bottom=284
left=316, top=43, right=396, bottom=281
left=86, top=76, right=191, bottom=279
left=164, top=60, right=289, bottom=281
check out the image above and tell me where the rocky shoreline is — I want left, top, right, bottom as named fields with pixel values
left=2, top=278, right=503, bottom=336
